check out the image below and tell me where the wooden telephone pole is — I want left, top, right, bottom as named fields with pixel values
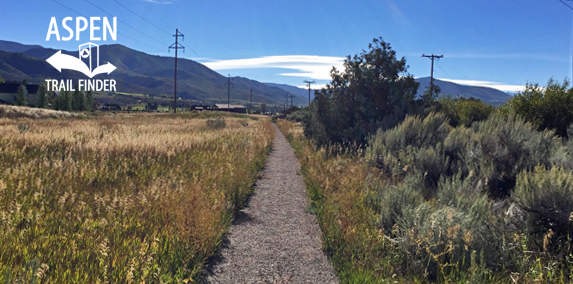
left=224, top=74, right=233, bottom=111
left=422, top=54, right=443, bottom=98
left=303, top=80, right=315, bottom=106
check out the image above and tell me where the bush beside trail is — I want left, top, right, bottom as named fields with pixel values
left=280, top=116, right=573, bottom=283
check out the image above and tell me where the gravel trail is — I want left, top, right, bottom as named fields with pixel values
left=203, top=124, right=338, bottom=284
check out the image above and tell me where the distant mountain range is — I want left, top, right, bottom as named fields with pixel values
left=415, top=77, right=512, bottom=105
left=0, top=40, right=306, bottom=106
left=266, top=78, right=513, bottom=106
left=0, top=40, right=512, bottom=106
left=264, top=82, right=312, bottom=99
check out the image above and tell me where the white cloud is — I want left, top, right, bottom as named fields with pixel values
left=438, top=78, right=525, bottom=93
left=201, top=55, right=345, bottom=80
left=142, top=0, right=172, bottom=4
left=296, top=84, right=328, bottom=90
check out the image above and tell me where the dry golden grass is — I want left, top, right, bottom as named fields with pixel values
left=0, top=113, right=273, bottom=283
left=0, top=105, right=84, bottom=119
left=276, top=120, right=392, bottom=283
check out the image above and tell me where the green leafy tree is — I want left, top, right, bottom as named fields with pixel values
left=72, top=86, right=86, bottom=111
left=507, top=78, right=573, bottom=137
left=302, top=37, right=421, bottom=147
left=15, top=84, right=28, bottom=106
left=37, top=82, right=48, bottom=108
left=54, top=91, right=72, bottom=111
left=422, top=84, right=441, bottom=111
left=0, top=75, right=4, bottom=83
left=64, top=90, right=73, bottom=111
left=145, top=102, right=158, bottom=111
left=437, top=96, right=495, bottom=127
left=21, top=78, right=28, bottom=86
left=85, top=90, right=94, bottom=112
left=261, top=103, right=267, bottom=114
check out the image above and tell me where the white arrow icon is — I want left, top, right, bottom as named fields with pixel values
left=46, top=50, right=116, bottom=78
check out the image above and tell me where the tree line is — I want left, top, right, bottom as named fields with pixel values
left=12, top=79, right=95, bottom=112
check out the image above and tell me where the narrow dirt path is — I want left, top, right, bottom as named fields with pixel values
left=203, top=124, right=338, bottom=284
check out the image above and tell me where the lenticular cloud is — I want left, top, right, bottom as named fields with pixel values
left=201, top=55, right=345, bottom=80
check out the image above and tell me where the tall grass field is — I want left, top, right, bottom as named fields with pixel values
left=0, top=111, right=273, bottom=283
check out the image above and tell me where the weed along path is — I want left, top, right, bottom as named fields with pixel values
left=204, top=124, right=338, bottom=283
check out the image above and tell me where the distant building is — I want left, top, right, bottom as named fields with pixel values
left=101, top=103, right=121, bottom=111
left=0, top=83, right=40, bottom=106
left=192, top=104, right=216, bottom=111
left=214, top=103, right=247, bottom=113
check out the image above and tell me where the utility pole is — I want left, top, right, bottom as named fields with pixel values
left=249, top=88, right=252, bottom=114
left=422, top=54, right=443, bottom=98
left=224, top=74, right=233, bottom=111
left=303, top=80, right=315, bottom=106
left=169, top=28, right=185, bottom=114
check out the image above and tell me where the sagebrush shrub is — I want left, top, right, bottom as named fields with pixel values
left=370, top=112, right=449, bottom=155
left=286, top=110, right=308, bottom=123
left=552, top=124, right=573, bottom=171
left=551, top=139, right=573, bottom=171
left=367, top=113, right=453, bottom=195
left=465, top=112, right=555, bottom=198
left=395, top=174, right=503, bottom=281
left=443, top=126, right=471, bottom=175
left=371, top=175, right=424, bottom=234
left=513, top=166, right=573, bottom=254
left=367, top=113, right=449, bottom=165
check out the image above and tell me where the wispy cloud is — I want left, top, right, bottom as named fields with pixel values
left=142, top=0, right=172, bottom=4
left=438, top=78, right=525, bottom=93
left=296, top=84, right=328, bottom=90
left=445, top=53, right=567, bottom=62
left=201, top=55, right=345, bottom=80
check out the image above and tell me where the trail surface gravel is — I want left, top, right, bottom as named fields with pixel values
left=203, top=124, right=338, bottom=284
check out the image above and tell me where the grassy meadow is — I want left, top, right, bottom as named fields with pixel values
left=0, top=111, right=273, bottom=283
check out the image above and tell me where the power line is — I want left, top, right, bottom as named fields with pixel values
left=558, top=0, right=573, bottom=79
left=83, top=0, right=167, bottom=47
left=111, top=0, right=172, bottom=35
left=559, top=0, right=573, bottom=10
left=435, top=61, right=450, bottom=78
left=51, top=0, right=165, bottom=52
left=178, top=42, right=200, bottom=58
left=109, top=0, right=203, bottom=59
left=139, top=3, right=175, bottom=29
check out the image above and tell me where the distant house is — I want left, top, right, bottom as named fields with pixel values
left=101, top=103, right=121, bottom=111
left=214, top=103, right=247, bottom=113
left=192, top=104, right=217, bottom=111
left=0, top=83, right=40, bottom=106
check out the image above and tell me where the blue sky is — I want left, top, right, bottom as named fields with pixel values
left=1, top=0, right=573, bottom=92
